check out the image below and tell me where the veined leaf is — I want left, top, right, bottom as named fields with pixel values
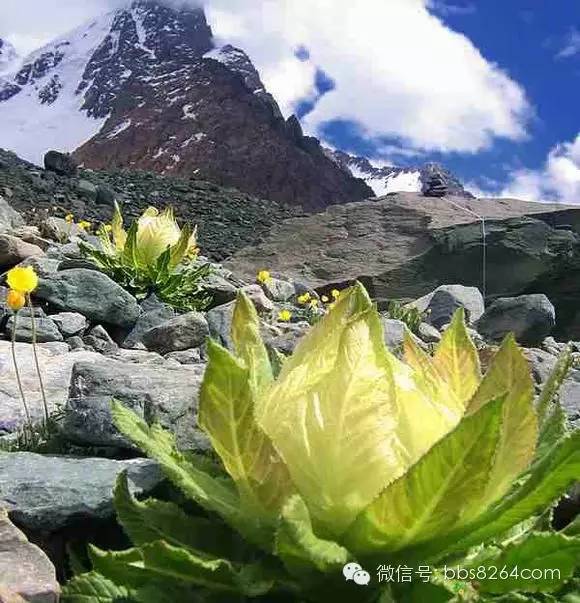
left=256, top=284, right=463, bottom=537
left=537, top=401, right=568, bottom=461
left=259, top=285, right=476, bottom=536
left=537, top=345, right=574, bottom=427
left=467, top=335, right=537, bottom=511
left=61, top=571, right=132, bottom=603
left=114, top=472, right=240, bottom=560
left=168, top=223, right=192, bottom=269
left=476, top=532, right=580, bottom=594
left=111, top=402, right=248, bottom=540
left=111, top=202, right=127, bottom=252
left=122, top=222, right=139, bottom=268
left=432, top=309, right=481, bottom=408
left=199, top=340, right=293, bottom=523
left=395, top=429, right=580, bottom=565
left=345, top=397, right=504, bottom=554
left=274, top=495, right=349, bottom=580
left=231, top=291, right=273, bottom=392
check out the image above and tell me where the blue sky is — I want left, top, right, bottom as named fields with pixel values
left=303, top=1, right=580, bottom=199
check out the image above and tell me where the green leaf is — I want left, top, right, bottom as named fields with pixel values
left=231, top=291, right=273, bottom=392
left=199, top=340, right=293, bottom=527
left=274, top=495, right=349, bottom=580
left=396, top=429, right=580, bottom=564
left=537, top=345, right=574, bottom=427
left=122, top=223, right=139, bottom=268
left=111, top=402, right=242, bottom=536
left=114, top=472, right=239, bottom=559
left=477, top=532, right=580, bottom=594
left=431, top=308, right=481, bottom=408
left=139, top=540, right=274, bottom=596
left=537, top=401, right=569, bottom=461
left=467, top=335, right=537, bottom=511
left=563, top=513, right=580, bottom=537
left=168, top=223, right=192, bottom=269
left=61, top=572, right=132, bottom=603
left=89, top=547, right=150, bottom=589
left=345, top=397, right=504, bottom=554
left=255, top=283, right=465, bottom=537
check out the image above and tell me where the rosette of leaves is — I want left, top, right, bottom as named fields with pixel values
left=80, top=204, right=211, bottom=312
left=63, top=283, right=580, bottom=602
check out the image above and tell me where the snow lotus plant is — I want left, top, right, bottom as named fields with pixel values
left=80, top=203, right=211, bottom=311
left=63, top=284, right=580, bottom=602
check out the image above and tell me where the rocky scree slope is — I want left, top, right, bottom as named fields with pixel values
left=0, top=148, right=297, bottom=261
left=0, top=0, right=371, bottom=209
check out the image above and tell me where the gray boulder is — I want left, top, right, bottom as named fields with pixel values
left=142, top=312, right=209, bottom=354
left=83, top=325, right=118, bottom=354
left=123, top=295, right=176, bottom=349
left=477, top=294, right=555, bottom=346
left=525, top=348, right=580, bottom=429
left=417, top=322, right=441, bottom=343
left=0, top=234, right=44, bottom=269
left=50, top=312, right=88, bottom=337
left=5, top=315, right=63, bottom=343
left=43, top=150, right=77, bottom=177
left=0, top=453, right=162, bottom=532
left=76, top=179, right=97, bottom=200
left=381, top=318, right=424, bottom=353
left=35, top=269, right=140, bottom=328
left=202, top=272, right=238, bottom=307
left=409, top=284, right=484, bottom=328
left=62, top=358, right=209, bottom=451
left=262, top=277, right=296, bottom=302
left=0, top=195, right=24, bottom=233
left=0, top=510, right=59, bottom=602
left=206, top=302, right=235, bottom=349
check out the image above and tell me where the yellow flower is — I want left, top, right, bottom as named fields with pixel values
left=257, top=270, right=271, bottom=284
left=103, top=224, right=113, bottom=233
left=331, top=289, right=341, bottom=299
left=65, top=214, right=74, bottom=224
left=78, top=220, right=92, bottom=231
left=309, top=299, right=319, bottom=309
left=278, top=309, right=292, bottom=322
left=7, top=266, right=38, bottom=294
left=297, top=292, right=311, bottom=304
left=321, top=295, right=329, bottom=303
left=6, top=289, right=25, bottom=311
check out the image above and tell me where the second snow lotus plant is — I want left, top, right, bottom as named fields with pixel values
left=81, top=203, right=211, bottom=311
left=64, top=283, right=580, bottom=602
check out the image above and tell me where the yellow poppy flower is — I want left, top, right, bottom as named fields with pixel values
left=6, top=289, right=25, bottom=311
left=65, top=214, right=74, bottom=224
left=309, top=299, right=319, bottom=309
left=297, top=292, right=311, bottom=304
left=257, top=270, right=271, bottom=284
left=278, top=309, right=292, bottom=322
left=321, top=295, right=329, bottom=303
left=331, top=289, right=340, bottom=299
left=78, top=220, right=92, bottom=231
left=7, top=266, right=38, bottom=294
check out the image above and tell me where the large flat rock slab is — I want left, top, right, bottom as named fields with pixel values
left=0, top=342, right=102, bottom=431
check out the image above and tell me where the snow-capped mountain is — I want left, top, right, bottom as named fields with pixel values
left=0, top=0, right=371, bottom=208
left=328, top=149, right=473, bottom=198
left=0, top=39, right=19, bottom=75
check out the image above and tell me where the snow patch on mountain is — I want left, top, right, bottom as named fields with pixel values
left=0, top=39, right=19, bottom=75
left=0, top=14, right=116, bottom=165
left=348, top=163, right=421, bottom=196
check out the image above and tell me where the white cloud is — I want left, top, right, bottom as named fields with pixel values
left=205, top=0, right=530, bottom=154
left=557, top=28, right=580, bottom=59
left=500, top=134, right=580, bottom=203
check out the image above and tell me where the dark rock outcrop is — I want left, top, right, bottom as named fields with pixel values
left=225, top=192, right=580, bottom=338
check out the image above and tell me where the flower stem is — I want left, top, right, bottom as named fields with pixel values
left=28, top=296, right=50, bottom=426
left=10, top=311, right=32, bottom=440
